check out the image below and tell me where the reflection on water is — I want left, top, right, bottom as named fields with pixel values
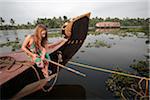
left=23, top=84, right=86, bottom=99
left=96, top=28, right=120, bottom=33
left=74, top=33, right=147, bottom=71
left=0, top=29, right=34, bottom=53
left=0, top=29, right=148, bottom=99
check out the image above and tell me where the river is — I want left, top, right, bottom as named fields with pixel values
left=0, top=29, right=148, bottom=99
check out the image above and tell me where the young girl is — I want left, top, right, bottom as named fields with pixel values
left=22, top=24, right=67, bottom=78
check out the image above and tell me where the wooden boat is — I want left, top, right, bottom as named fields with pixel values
left=0, top=12, right=91, bottom=99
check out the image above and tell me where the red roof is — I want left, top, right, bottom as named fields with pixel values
left=96, top=22, right=120, bottom=27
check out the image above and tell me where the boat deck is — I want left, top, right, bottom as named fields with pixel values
left=0, top=51, right=34, bottom=85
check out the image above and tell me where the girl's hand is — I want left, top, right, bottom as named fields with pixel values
left=41, top=55, right=45, bottom=60
left=32, top=54, right=39, bottom=61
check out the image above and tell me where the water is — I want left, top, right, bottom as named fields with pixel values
left=0, top=29, right=147, bottom=99
left=56, top=33, right=147, bottom=99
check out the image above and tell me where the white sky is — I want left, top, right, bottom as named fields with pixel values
left=0, top=0, right=149, bottom=24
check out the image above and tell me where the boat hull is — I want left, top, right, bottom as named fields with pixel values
left=0, top=12, right=91, bottom=99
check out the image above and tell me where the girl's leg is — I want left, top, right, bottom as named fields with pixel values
left=41, top=68, right=46, bottom=76
left=34, top=57, right=49, bottom=78
left=45, top=53, right=52, bottom=73
left=44, top=61, right=49, bottom=78
left=42, top=53, right=52, bottom=78
left=38, top=61, right=47, bottom=78
left=41, top=61, right=49, bottom=78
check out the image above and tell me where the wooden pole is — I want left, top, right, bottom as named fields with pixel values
left=145, top=79, right=149, bottom=96
left=45, top=59, right=86, bottom=77
left=68, top=61, right=150, bottom=80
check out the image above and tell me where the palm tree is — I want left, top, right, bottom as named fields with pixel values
left=58, top=16, right=63, bottom=27
left=63, top=16, right=68, bottom=22
left=10, top=18, right=18, bottom=41
left=0, top=17, right=5, bottom=26
left=27, top=22, right=32, bottom=29
left=10, top=18, right=15, bottom=26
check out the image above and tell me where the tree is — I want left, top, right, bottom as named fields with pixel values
left=105, top=17, right=111, bottom=22
left=63, top=16, right=68, bottom=22
left=27, top=22, right=32, bottom=29
left=0, top=17, right=5, bottom=26
left=10, top=18, right=15, bottom=26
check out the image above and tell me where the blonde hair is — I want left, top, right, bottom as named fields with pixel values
left=34, top=24, right=48, bottom=49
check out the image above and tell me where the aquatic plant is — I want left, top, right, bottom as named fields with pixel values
left=80, top=50, right=85, bottom=53
left=106, top=67, right=135, bottom=96
left=85, top=40, right=111, bottom=48
left=48, top=33, right=62, bottom=38
left=0, top=41, right=19, bottom=47
left=0, top=41, right=21, bottom=51
left=106, top=60, right=149, bottom=99
left=130, top=60, right=149, bottom=77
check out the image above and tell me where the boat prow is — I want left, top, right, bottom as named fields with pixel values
left=0, top=12, right=91, bottom=99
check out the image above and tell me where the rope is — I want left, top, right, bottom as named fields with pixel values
left=30, top=65, right=41, bottom=81
left=42, top=52, right=62, bottom=92
left=42, top=60, right=59, bottom=92
left=68, top=61, right=150, bottom=80
left=30, top=65, right=51, bottom=92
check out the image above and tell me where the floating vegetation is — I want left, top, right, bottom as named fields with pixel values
left=11, top=43, right=21, bottom=51
left=113, top=43, right=116, bottom=45
left=88, top=31, right=102, bottom=35
left=109, top=37, right=114, bottom=39
left=85, top=40, right=111, bottom=48
left=145, top=40, right=149, bottom=44
left=106, top=59, right=149, bottom=99
left=80, top=50, right=85, bottom=53
left=76, top=56, right=80, bottom=59
left=48, top=33, right=62, bottom=38
left=0, top=41, right=19, bottom=47
left=87, top=30, right=145, bottom=39
left=106, top=68, right=135, bottom=97
left=0, top=41, right=21, bottom=51
left=130, top=60, right=149, bottom=77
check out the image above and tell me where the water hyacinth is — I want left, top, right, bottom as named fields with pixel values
left=85, top=40, right=111, bottom=48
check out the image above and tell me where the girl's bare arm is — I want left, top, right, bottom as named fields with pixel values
left=21, top=35, right=35, bottom=57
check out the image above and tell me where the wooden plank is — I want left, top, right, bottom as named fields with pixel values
left=0, top=62, right=33, bottom=85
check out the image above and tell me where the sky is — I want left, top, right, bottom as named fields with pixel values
left=0, top=0, right=149, bottom=24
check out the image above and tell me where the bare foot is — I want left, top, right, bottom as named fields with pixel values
left=43, top=72, right=49, bottom=78
left=41, top=69, right=48, bottom=77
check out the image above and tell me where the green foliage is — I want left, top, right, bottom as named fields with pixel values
left=10, top=18, right=15, bottom=26
left=0, top=17, right=5, bottom=26
left=130, top=60, right=149, bottom=77
left=106, top=69, right=135, bottom=97
left=0, top=17, right=149, bottom=33
left=85, top=40, right=111, bottom=48
left=88, top=31, right=102, bottom=35
left=0, top=41, right=21, bottom=51
left=89, top=17, right=149, bottom=27
left=47, top=32, right=62, bottom=38
left=106, top=60, right=149, bottom=98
